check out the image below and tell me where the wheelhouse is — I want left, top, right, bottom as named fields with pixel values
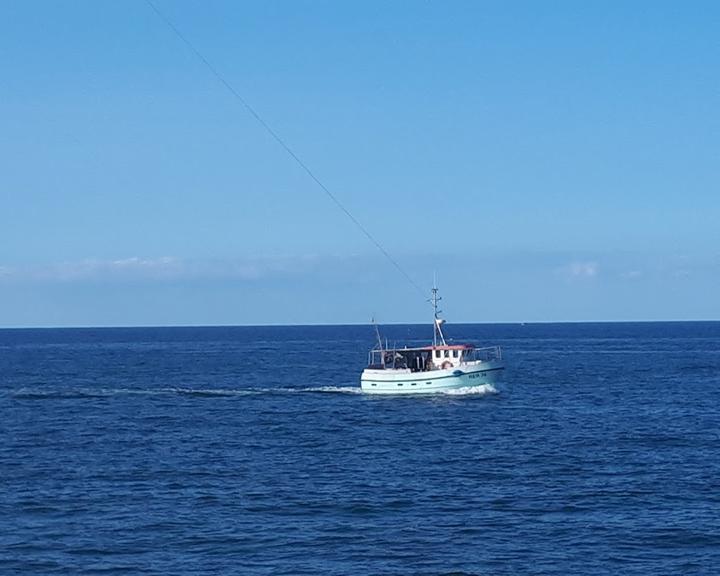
left=367, top=344, right=502, bottom=372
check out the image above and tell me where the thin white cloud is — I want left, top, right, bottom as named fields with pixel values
left=566, top=261, right=599, bottom=278
left=0, top=255, right=319, bottom=284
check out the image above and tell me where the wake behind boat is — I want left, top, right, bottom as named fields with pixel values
left=360, top=287, right=504, bottom=394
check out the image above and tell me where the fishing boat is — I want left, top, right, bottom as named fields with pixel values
left=360, top=287, right=504, bottom=394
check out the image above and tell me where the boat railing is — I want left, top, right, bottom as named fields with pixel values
left=366, top=345, right=501, bottom=369
left=463, top=345, right=502, bottom=363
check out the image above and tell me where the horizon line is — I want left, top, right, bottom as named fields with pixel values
left=1, top=318, right=719, bottom=330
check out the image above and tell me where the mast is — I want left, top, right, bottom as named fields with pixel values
left=372, top=317, right=383, bottom=350
left=372, top=317, right=384, bottom=366
left=430, top=281, right=447, bottom=347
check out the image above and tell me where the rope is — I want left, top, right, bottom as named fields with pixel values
left=144, top=0, right=427, bottom=301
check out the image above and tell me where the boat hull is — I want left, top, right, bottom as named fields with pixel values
left=360, top=360, right=503, bottom=395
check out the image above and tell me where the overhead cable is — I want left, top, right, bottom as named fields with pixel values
left=144, top=0, right=427, bottom=301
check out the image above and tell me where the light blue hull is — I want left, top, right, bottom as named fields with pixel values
left=360, top=361, right=503, bottom=395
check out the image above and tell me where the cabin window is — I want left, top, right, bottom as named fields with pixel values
left=371, top=383, right=376, bottom=386
left=435, top=350, right=441, bottom=359
left=444, top=350, right=450, bottom=358
left=397, top=383, right=403, bottom=387
left=452, top=350, right=459, bottom=358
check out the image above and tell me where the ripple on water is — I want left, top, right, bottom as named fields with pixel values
left=2, top=323, right=720, bottom=575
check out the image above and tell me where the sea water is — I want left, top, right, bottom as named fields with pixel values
left=2, top=323, right=719, bottom=575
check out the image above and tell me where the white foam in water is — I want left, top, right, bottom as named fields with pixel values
left=11, top=386, right=261, bottom=399
left=270, top=386, right=362, bottom=394
left=299, top=386, right=364, bottom=394
left=440, top=383, right=498, bottom=396
left=12, top=384, right=495, bottom=399
left=164, top=386, right=364, bottom=395
left=162, top=387, right=259, bottom=396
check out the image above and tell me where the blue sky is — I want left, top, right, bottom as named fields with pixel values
left=1, top=0, right=719, bottom=326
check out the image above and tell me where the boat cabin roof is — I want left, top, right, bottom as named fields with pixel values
left=376, top=343, right=474, bottom=353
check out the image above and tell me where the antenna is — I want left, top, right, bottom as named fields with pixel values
left=430, top=277, right=447, bottom=347
left=373, top=317, right=385, bottom=367
left=372, top=317, right=384, bottom=353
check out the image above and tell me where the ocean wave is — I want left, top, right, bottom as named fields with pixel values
left=10, top=383, right=496, bottom=399
left=279, top=386, right=363, bottom=394
left=9, top=384, right=363, bottom=399
left=11, top=388, right=109, bottom=400
left=440, top=383, right=498, bottom=396
left=164, top=387, right=258, bottom=397
left=9, top=386, right=247, bottom=400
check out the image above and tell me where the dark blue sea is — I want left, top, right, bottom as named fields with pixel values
left=2, top=322, right=720, bottom=575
